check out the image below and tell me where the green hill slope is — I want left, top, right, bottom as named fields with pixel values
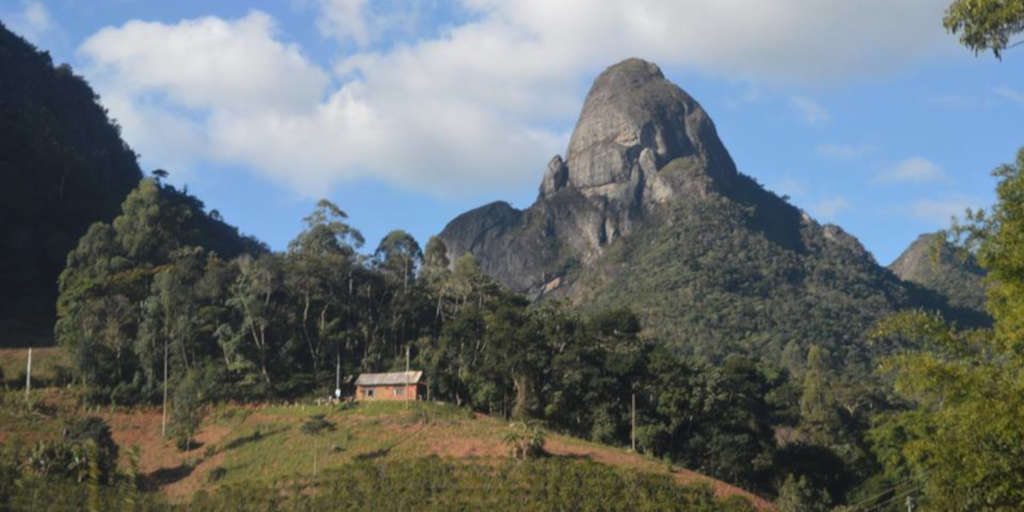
left=0, top=392, right=772, bottom=511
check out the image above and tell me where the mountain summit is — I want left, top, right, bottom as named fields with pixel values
left=889, top=232, right=987, bottom=314
left=547, top=58, right=737, bottom=206
left=439, top=59, right=976, bottom=364
left=440, top=58, right=748, bottom=294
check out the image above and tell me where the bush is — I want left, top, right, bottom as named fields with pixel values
left=208, top=466, right=227, bottom=483
left=502, top=421, right=545, bottom=459
left=300, top=414, right=335, bottom=435
left=64, top=416, right=119, bottom=484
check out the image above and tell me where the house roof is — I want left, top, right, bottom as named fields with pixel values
left=355, top=371, right=422, bottom=386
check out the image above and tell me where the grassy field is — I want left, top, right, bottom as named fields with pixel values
left=0, top=346, right=70, bottom=387
left=0, top=388, right=775, bottom=510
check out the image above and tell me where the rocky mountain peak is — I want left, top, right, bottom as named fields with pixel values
left=889, top=232, right=987, bottom=314
left=562, top=58, right=737, bottom=204
left=441, top=59, right=751, bottom=296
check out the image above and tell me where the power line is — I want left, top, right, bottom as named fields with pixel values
left=843, top=480, right=917, bottom=511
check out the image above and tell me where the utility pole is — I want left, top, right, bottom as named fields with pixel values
left=631, top=389, right=636, bottom=452
left=335, top=351, right=341, bottom=401
left=25, top=347, right=32, bottom=401
left=405, top=344, right=411, bottom=408
left=906, top=495, right=916, bottom=512
left=162, top=339, right=168, bottom=438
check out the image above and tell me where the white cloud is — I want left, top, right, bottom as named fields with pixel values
left=4, top=1, right=54, bottom=41
left=877, top=157, right=948, bottom=184
left=316, top=0, right=370, bottom=46
left=23, top=2, right=51, bottom=33
left=77, top=1, right=954, bottom=197
left=790, top=96, right=830, bottom=125
left=910, top=198, right=974, bottom=223
left=994, top=86, right=1024, bottom=105
left=80, top=12, right=327, bottom=114
left=817, top=143, right=875, bottom=159
left=810, top=196, right=850, bottom=220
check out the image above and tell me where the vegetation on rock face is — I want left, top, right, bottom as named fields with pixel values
left=889, top=232, right=988, bottom=315
left=574, top=175, right=985, bottom=371
left=0, top=22, right=142, bottom=346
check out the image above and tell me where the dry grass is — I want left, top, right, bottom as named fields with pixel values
left=0, top=346, right=70, bottom=386
left=0, top=394, right=774, bottom=510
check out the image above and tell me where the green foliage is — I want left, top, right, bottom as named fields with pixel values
left=643, top=350, right=778, bottom=493
left=502, top=420, right=546, bottom=459
left=573, top=174, right=978, bottom=380
left=55, top=177, right=264, bottom=403
left=20, top=416, right=118, bottom=485
left=799, top=346, right=842, bottom=445
left=944, top=0, right=1024, bottom=58
left=171, top=367, right=213, bottom=451
left=871, top=148, right=1024, bottom=508
left=777, top=474, right=832, bottom=512
left=192, top=457, right=755, bottom=511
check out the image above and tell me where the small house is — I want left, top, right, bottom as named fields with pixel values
left=354, top=371, right=423, bottom=401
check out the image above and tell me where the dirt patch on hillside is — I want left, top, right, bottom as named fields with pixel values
left=102, top=408, right=233, bottom=502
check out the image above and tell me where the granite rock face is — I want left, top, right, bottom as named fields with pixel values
left=439, top=58, right=740, bottom=297
left=564, top=58, right=736, bottom=207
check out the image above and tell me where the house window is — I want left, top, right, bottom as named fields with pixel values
left=393, top=387, right=404, bottom=396
left=366, top=388, right=374, bottom=398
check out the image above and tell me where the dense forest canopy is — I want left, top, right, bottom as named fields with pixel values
left=0, top=22, right=142, bottom=345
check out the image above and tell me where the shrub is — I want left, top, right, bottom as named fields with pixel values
left=300, top=414, right=335, bottom=435
left=208, top=466, right=227, bottom=483
left=502, top=421, right=545, bottom=459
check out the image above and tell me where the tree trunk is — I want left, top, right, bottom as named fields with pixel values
left=512, top=375, right=539, bottom=420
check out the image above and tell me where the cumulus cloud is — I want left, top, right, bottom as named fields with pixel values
left=76, top=0, right=954, bottom=197
left=877, top=157, right=949, bottom=184
left=80, top=12, right=327, bottom=114
left=316, top=0, right=370, bottom=46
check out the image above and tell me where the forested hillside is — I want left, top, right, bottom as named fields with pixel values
left=0, top=22, right=141, bottom=345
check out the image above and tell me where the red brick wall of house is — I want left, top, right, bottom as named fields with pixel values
left=356, top=384, right=420, bottom=401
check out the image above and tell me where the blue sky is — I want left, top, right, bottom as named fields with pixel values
left=3, top=0, right=1022, bottom=264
